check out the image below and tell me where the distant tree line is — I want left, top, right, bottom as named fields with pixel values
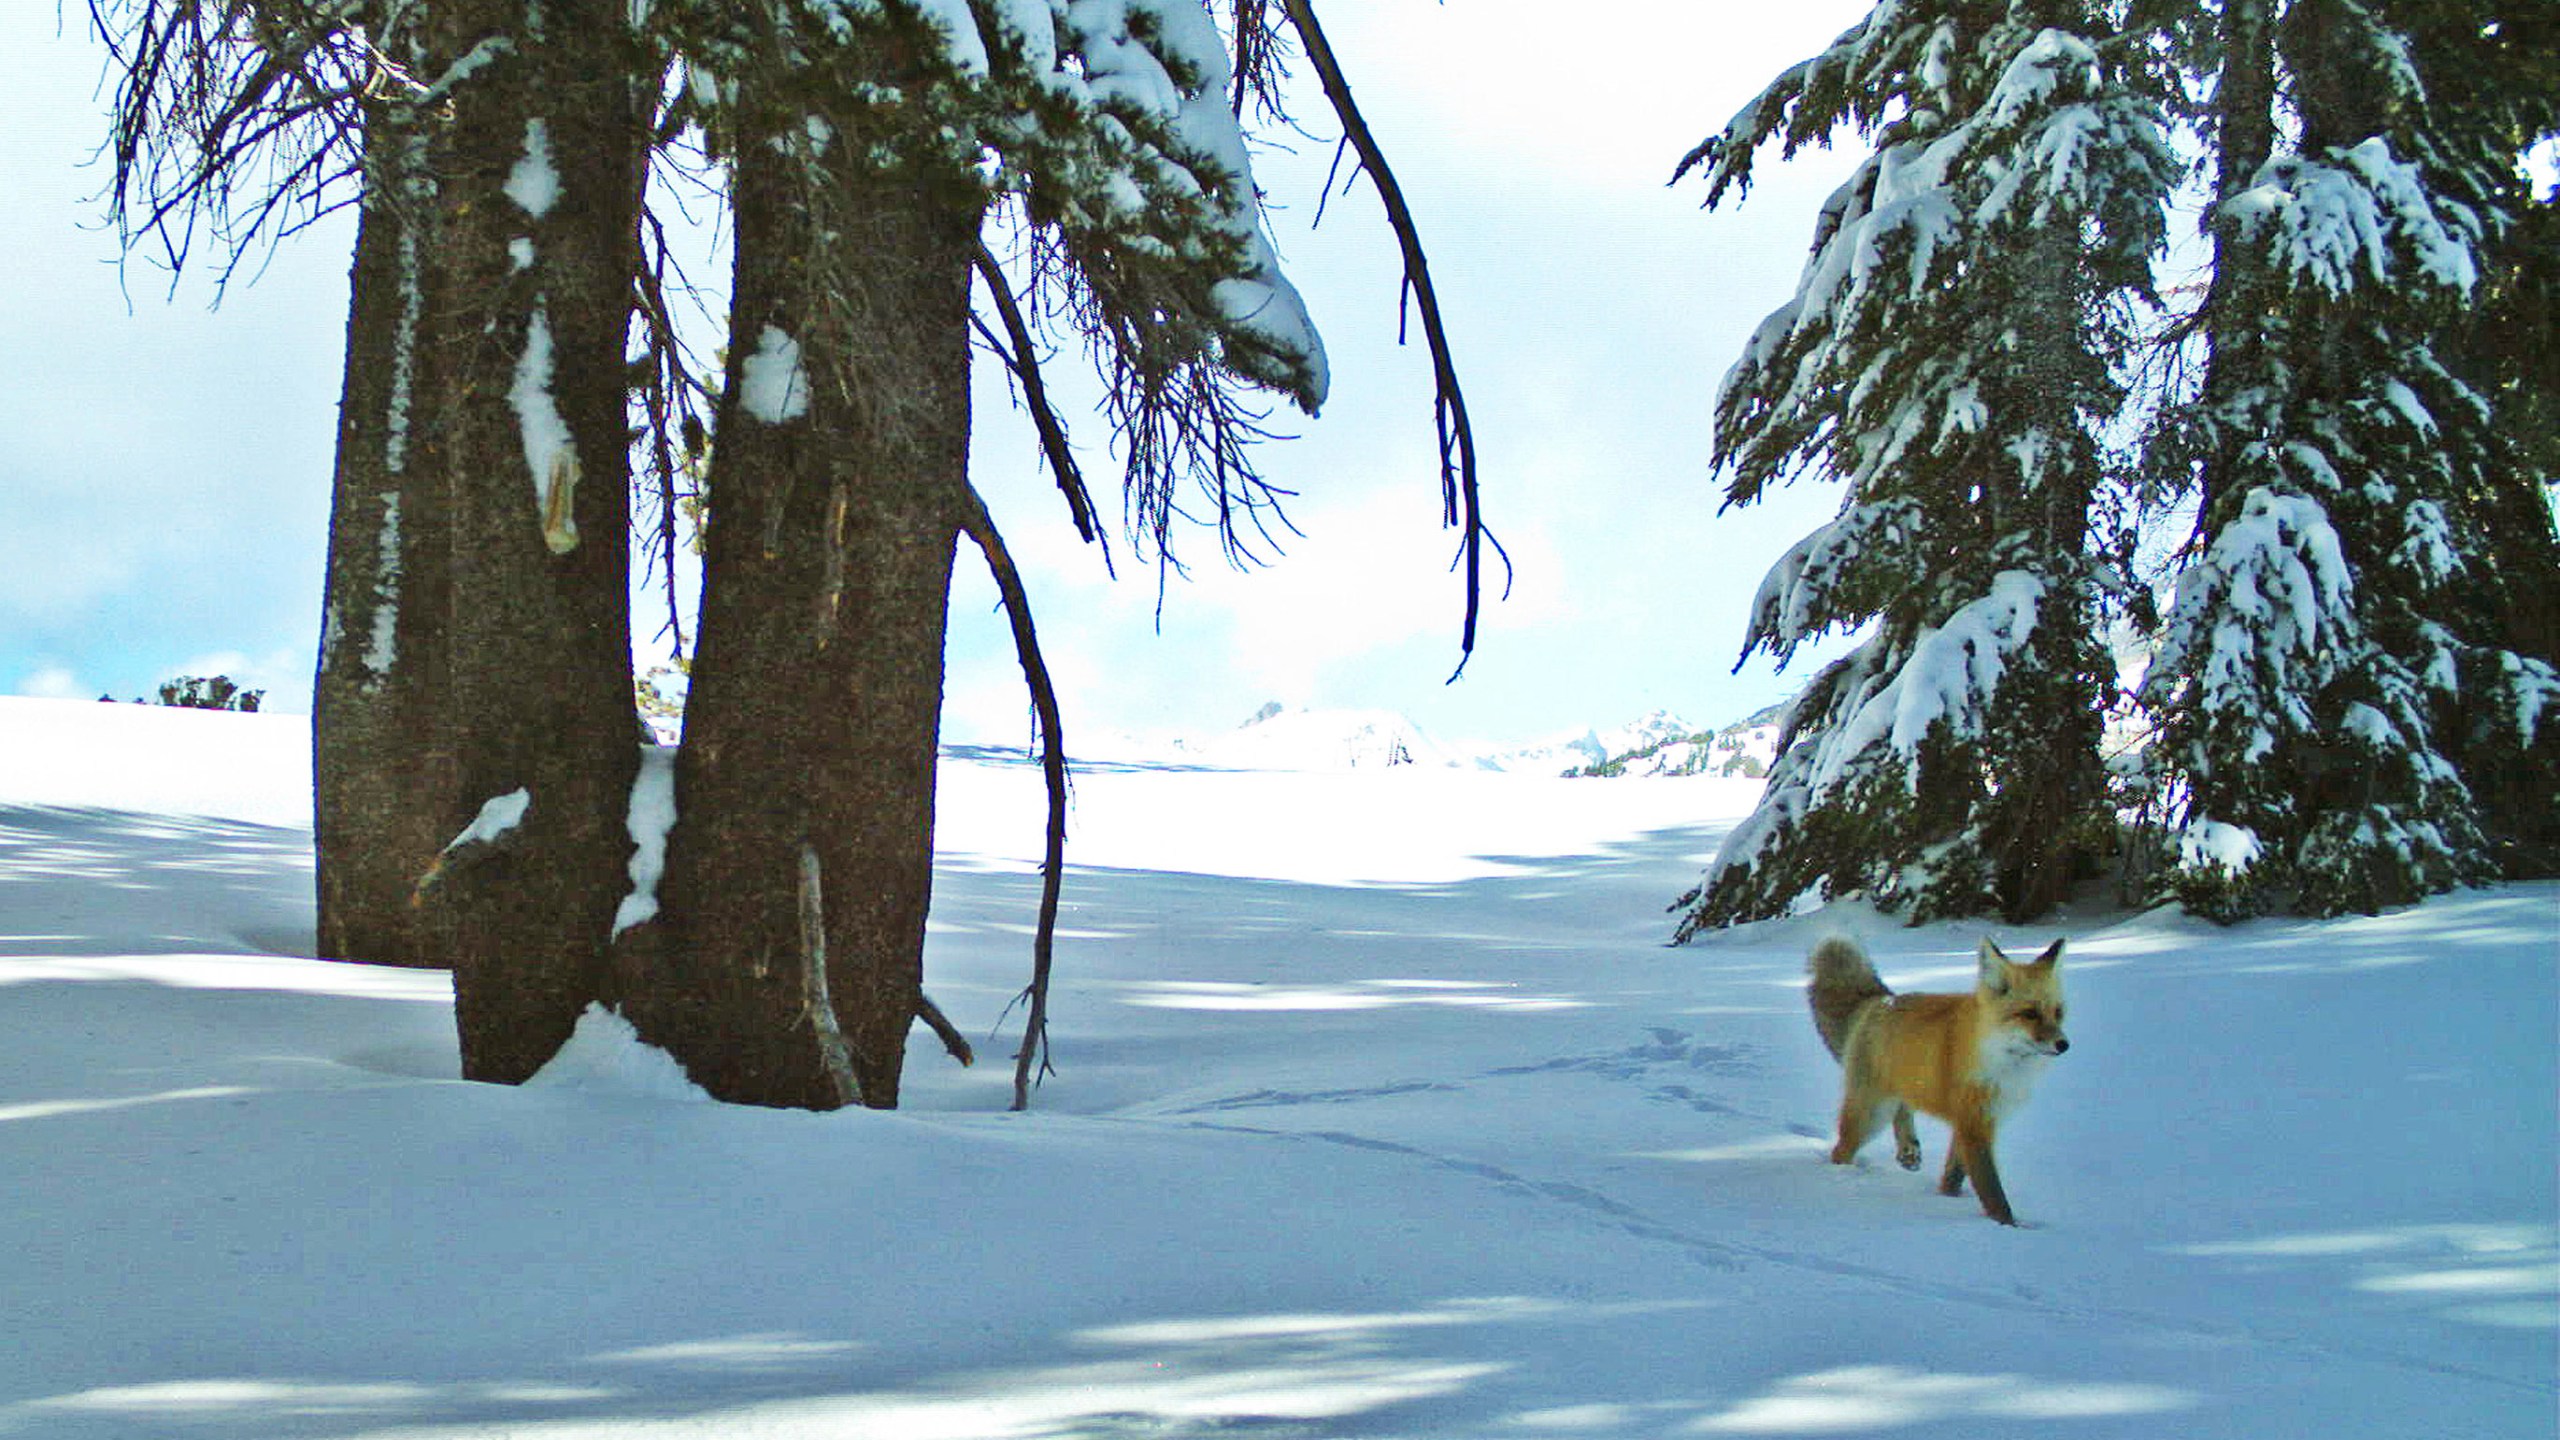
left=98, top=674, right=267, bottom=711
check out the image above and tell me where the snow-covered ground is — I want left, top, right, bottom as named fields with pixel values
left=1, top=695, right=2552, bottom=1439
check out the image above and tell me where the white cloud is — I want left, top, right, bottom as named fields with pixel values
left=15, top=663, right=89, bottom=700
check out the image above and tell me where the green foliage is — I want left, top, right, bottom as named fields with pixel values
left=1674, top=1, right=2174, bottom=932
left=1675, top=0, right=2558, bottom=937
left=2137, top=0, right=2560, bottom=919
left=153, top=675, right=264, bottom=712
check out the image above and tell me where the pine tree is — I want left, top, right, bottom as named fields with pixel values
left=629, top=0, right=1341, bottom=1106
left=91, top=0, right=1483, bottom=1105
left=1672, top=1, right=2178, bottom=935
left=2140, top=0, right=2560, bottom=918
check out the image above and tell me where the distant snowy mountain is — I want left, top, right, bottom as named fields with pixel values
left=1557, top=703, right=1786, bottom=780
left=1072, top=702, right=1787, bottom=777
left=1158, top=703, right=1472, bottom=772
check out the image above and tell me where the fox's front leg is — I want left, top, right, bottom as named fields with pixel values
left=1948, top=1123, right=2016, bottom=1226
left=1891, top=1105, right=1921, bottom=1171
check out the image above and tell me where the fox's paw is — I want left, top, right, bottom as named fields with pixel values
left=1895, top=1141, right=1922, bottom=1171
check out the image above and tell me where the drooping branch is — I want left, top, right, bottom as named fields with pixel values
left=1280, top=0, right=1508, bottom=680
left=972, top=239, right=1110, bottom=568
left=956, top=485, right=1068, bottom=1112
left=85, top=0, right=394, bottom=289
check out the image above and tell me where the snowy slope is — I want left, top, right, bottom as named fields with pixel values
left=0, top=697, right=2554, bottom=1439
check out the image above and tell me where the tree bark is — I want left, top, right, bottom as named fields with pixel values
left=314, top=90, right=459, bottom=970
left=431, top=0, right=648, bottom=1082
left=632, top=123, right=977, bottom=1110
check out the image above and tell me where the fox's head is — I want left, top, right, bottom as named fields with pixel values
left=1978, top=938, right=2069, bottom=1057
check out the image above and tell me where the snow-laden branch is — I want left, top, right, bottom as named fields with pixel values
left=2228, top=136, right=2480, bottom=299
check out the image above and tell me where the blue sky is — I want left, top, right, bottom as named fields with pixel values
left=1, top=1, right=1867, bottom=747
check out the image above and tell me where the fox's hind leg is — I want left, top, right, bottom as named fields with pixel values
left=1829, top=1089, right=1881, bottom=1165
left=1892, top=1105, right=1921, bottom=1171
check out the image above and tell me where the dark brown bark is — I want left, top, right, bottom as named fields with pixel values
left=431, top=1, right=647, bottom=1083
left=631, top=127, right=977, bottom=1110
left=314, top=95, right=460, bottom=970
left=2191, top=0, right=2277, bottom=536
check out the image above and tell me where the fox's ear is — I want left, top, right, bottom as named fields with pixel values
left=2035, top=937, right=2065, bottom=969
left=1977, top=937, right=2012, bottom=993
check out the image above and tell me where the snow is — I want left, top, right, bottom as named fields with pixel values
left=2230, top=137, right=2479, bottom=298
left=1885, top=571, right=2041, bottom=753
left=444, top=786, right=530, bottom=852
left=1049, top=0, right=1330, bottom=406
left=1, top=700, right=2554, bottom=1439
left=898, top=0, right=989, bottom=77
left=507, top=302, right=581, bottom=553
left=383, top=141, right=429, bottom=477
left=526, top=1004, right=707, bottom=1102
left=737, top=324, right=810, bottom=425
left=2154, top=487, right=2358, bottom=734
left=361, top=490, right=401, bottom=680
left=611, top=744, right=677, bottom=939
left=502, top=117, right=560, bottom=219
left=2178, top=819, right=2262, bottom=877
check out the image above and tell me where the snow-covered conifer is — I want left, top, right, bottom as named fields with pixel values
left=2140, top=0, right=2560, bottom=918
left=1673, top=2, right=2178, bottom=935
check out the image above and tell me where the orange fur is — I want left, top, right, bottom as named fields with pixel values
left=1808, top=936, right=2068, bottom=1225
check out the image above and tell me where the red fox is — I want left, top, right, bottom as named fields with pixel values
left=1807, top=935, right=2068, bottom=1226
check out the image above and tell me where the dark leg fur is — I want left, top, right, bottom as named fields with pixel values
left=1951, top=1125, right=2016, bottom=1225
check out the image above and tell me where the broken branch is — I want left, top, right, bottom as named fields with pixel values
left=956, top=484, right=1068, bottom=1112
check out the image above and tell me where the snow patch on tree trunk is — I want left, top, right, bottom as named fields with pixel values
left=612, top=745, right=678, bottom=939
left=508, top=303, right=581, bottom=554
left=362, top=491, right=402, bottom=682
left=445, top=788, right=532, bottom=853
left=738, top=325, right=810, bottom=424
left=503, top=117, right=560, bottom=218
left=383, top=133, right=430, bottom=478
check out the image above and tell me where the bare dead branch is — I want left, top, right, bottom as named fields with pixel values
left=916, top=992, right=974, bottom=1067
left=796, top=841, right=865, bottom=1108
left=1281, top=0, right=1509, bottom=680
left=971, top=240, right=1111, bottom=568
left=85, top=0, right=397, bottom=293
left=956, top=484, right=1068, bottom=1112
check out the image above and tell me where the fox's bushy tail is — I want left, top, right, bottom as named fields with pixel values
left=1806, top=936, right=1891, bottom=1061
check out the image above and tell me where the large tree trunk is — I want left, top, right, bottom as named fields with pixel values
left=629, top=122, right=976, bottom=1110
left=429, top=0, right=648, bottom=1082
left=314, top=91, right=459, bottom=970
